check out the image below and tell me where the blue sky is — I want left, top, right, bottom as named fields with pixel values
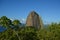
left=0, top=0, right=60, bottom=24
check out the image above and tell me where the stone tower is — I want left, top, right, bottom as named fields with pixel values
left=26, top=11, right=43, bottom=29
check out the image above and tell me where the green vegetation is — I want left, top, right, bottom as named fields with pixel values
left=0, top=16, right=60, bottom=40
left=0, top=16, right=12, bottom=28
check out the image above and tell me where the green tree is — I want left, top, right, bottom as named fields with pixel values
left=0, top=28, right=20, bottom=40
left=18, top=27, right=39, bottom=40
left=0, top=16, right=12, bottom=28
left=12, top=20, right=21, bottom=26
left=48, top=23, right=60, bottom=40
left=12, top=20, right=21, bottom=30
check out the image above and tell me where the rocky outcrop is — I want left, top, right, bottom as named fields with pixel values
left=26, top=11, right=43, bottom=29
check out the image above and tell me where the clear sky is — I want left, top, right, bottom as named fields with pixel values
left=0, top=0, right=60, bottom=24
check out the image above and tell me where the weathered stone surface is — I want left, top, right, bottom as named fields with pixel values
left=26, top=11, right=43, bottom=29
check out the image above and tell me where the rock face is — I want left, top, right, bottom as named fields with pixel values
left=26, top=11, right=43, bottom=29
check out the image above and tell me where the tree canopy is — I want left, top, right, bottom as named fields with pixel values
left=0, top=16, right=60, bottom=40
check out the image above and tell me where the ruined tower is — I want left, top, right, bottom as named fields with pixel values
left=26, top=11, right=43, bottom=29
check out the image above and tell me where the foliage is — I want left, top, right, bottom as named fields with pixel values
left=0, top=16, right=60, bottom=40
left=12, top=20, right=21, bottom=30
left=0, top=16, right=12, bottom=28
left=12, top=20, right=21, bottom=26
left=18, top=27, right=39, bottom=40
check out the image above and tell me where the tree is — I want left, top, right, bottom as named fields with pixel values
left=12, top=20, right=21, bottom=26
left=0, top=28, right=20, bottom=40
left=18, top=27, right=39, bottom=40
left=0, top=16, right=12, bottom=28
left=12, top=20, right=21, bottom=30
